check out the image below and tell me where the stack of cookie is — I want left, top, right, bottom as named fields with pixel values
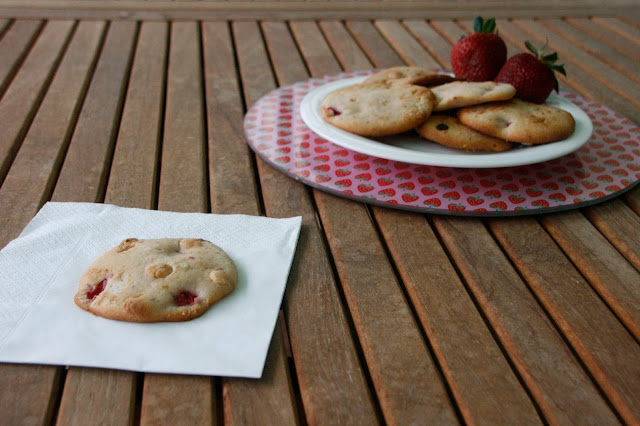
left=321, top=66, right=576, bottom=152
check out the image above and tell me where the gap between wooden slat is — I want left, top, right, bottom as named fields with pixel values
left=0, top=20, right=44, bottom=100
left=0, top=18, right=10, bottom=36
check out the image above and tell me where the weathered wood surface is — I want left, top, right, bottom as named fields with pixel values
left=1, top=12, right=639, bottom=425
left=1, top=1, right=640, bottom=21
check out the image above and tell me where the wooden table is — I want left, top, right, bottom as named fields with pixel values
left=1, top=2, right=639, bottom=424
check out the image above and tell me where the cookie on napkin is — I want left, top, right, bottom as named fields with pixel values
left=417, top=114, right=513, bottom=152
left=74, top=238, right=237, bottom=322
left=457, top=98, right=576, bottom=144
left=321, top=83, right=435, bottom=137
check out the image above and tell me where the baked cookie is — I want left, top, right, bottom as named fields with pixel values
left=321, top=83, right=435, bottom=137
left=431, top=81, right=516, bottom=111
left=457, top=98, right=576, bottom=144
left=362, top=66, right=456, bottom=87
left=416, top=114, right=513, bottom=152
left=74, top=238, right=237, bottom=322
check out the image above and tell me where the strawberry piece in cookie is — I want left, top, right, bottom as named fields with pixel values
left=86, top=278, right=108, bottom=300
left=174, top=290, right=198, bottom=306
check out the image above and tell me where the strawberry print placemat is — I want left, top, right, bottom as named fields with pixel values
left=243, top=70, right=640, bottom=216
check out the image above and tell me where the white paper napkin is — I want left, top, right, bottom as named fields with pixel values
left=0, top=202, right=301, bottom=378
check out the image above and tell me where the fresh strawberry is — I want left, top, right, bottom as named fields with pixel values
left=450, top=17, right=507, bottom=81
left=495, top=41, right=567, bottom=103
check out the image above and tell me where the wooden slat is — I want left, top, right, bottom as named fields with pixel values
left=0, top=364, right=61, bottom=425
left=344, top=21, right=404, bottom=67
left=291, top=20, right=459, bottom=424
left=495, top=18, right=640, bottom=126
left=434, top=217, right=619, bottom=424
left=568, top=17, right=640, bottom=62
left=540, top=18, right=640, bottom=85
left=627, top=187, right=640, bottom=216
left=429, top=20, right=467, bottom=50
left=0, top=19, right=102, bottom=247
left=419, top=18, right=637, bottom=422
left=47, top=20, right=137, bottom=426
left=142, top=375, right=213, bottom=425
left=402, top=19, right=454, bottom=68
left=224, top=20, right=300, bottom=425
left=104, top=21, right=167, bottom=210
left=482, top=18, right=640, bottom=341
left=318, top=20, right=372, bottom=71
left=0, top=20, right=73, bottom=190
left=140, top=21, right=214, bottom=426
left=0, top=19, right=43, bottom=97
left=156, top=21, right=207, bottom=213
left=1, top=1, right=638, bottom=20
left=61, top=21, right=169, bottom=426
left=374, top=20, right=441, bottom=68
left=376, top=209, right=542, bottom=424
left=202, top=21, right=260, bottom=216
left=52, top=21, right=137, bottom=203
left=584, top=200, right=640, bottom=271
left=205, top=18, right=298, bottom=426
left=490, top=217, right=640, bottom=424
left=244, top=20, right=380, bottom=423
left=511, top=19, right=640, bottom=110
left=540, top=211, right=640, bottom=339
left=58, top=368, right=137, bottom=425
left=314, top=193, right=459, bottom=424
left=592, top=16, right=640, bottom=44
left=0, top=20, right=105, bottom=425
left=337, top=20, right=542, bottom=424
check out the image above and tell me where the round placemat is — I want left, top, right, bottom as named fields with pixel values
left=244, top=70, right=640, bottom=216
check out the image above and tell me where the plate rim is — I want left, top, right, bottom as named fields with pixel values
left=299, top=76, right=594, bottom=168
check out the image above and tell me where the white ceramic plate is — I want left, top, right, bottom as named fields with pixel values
left=299, top=76, right=593, bottom=168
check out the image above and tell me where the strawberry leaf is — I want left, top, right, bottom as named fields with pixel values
left=525, top=40, right=538, bottom=55
left=473, top=16, right=498, bottom=34
left=483, top=18, right=497, bottom=34
left=473, top=16, right=484, bottom=33
left=553, top=64, right=567, bottom=76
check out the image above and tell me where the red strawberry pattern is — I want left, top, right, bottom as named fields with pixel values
left=244, top=70, right=640, bottom=216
